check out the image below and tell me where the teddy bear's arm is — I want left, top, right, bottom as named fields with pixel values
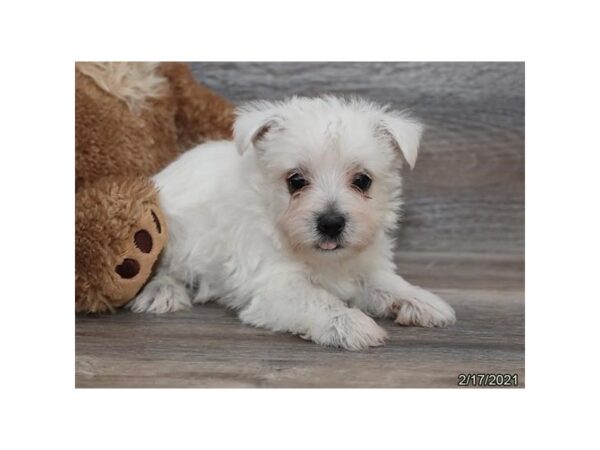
left=159, top=62, right=234, bottom=149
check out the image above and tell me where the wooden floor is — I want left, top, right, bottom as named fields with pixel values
left=76, top=62, right=524, bottom=388
left=76, top=252, right=524, bottom=388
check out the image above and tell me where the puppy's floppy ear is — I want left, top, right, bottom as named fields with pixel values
left=379, top=111, right=424, bottom=169
left=233, top=101, right=283, bottom=155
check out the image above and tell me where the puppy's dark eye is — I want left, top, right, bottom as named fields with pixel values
left=352, top=173, right=372, bottom=192
left=287, top=172, right=308, bottom=194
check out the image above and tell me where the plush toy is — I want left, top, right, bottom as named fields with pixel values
left=76, top=62, right=233, bottom=313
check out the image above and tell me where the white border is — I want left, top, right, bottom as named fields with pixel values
left=2, top=0, right=599, bottom=448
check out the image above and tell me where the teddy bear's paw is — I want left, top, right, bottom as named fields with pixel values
left=128, top=274, right=192, bottom=314
left=107, top=206, right=168, bottom=305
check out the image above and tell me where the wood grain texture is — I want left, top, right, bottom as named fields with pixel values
left=76, top=287, right=524, bottom=388
left=76, top=63, right=524, bottom=388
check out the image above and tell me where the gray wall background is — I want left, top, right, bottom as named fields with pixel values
left=188, top=62, right=524, bottom=257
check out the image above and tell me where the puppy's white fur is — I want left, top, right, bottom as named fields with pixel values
left=129, top=96, right=456, bottom=350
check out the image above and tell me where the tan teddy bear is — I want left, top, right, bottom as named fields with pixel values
left=75, top=62, right=233, bottom=313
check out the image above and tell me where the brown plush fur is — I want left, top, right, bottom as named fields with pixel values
left=75, top=62, right=233, bottom=313
left=76, top=62, right=233, bottom=190
left=75, top=177, right=167, bottom=312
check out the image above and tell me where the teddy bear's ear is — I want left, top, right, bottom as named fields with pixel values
left=379, top=111, right=424, bottom=170
left=233, top=101, right=283, bottom=155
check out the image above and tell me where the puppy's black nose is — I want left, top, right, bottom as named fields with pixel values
left=317, top=213, right=346, bottom=238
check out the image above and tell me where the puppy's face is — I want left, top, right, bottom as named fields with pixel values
left=234, top=97, right=423, bottom=260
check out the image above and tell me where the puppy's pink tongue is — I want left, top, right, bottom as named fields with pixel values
left=319, top=241, right=338, bottom=250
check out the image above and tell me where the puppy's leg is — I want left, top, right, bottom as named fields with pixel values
left=127, top=272, right=192, bottom=313
left=358, top=270, right=455, bottom=327
left=238, top=274, right=387, bottom=351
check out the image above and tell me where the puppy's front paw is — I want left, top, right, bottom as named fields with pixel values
left=128, top=275, right=192, bottom=314
left=309, top=309, right=387, bottom=351
left=392, top=289, right=456, bottom=328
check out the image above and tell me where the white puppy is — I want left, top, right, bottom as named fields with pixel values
left=129, top=96, right=456, bottom=350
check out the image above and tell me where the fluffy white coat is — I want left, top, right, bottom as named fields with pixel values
left=129, top=96, right=456, bottom=350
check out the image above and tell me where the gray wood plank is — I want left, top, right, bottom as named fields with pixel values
left=76, top=288, right=524, bottom=388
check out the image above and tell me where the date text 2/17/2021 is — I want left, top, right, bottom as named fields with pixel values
left=458, top=373, right=519, bottom=387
